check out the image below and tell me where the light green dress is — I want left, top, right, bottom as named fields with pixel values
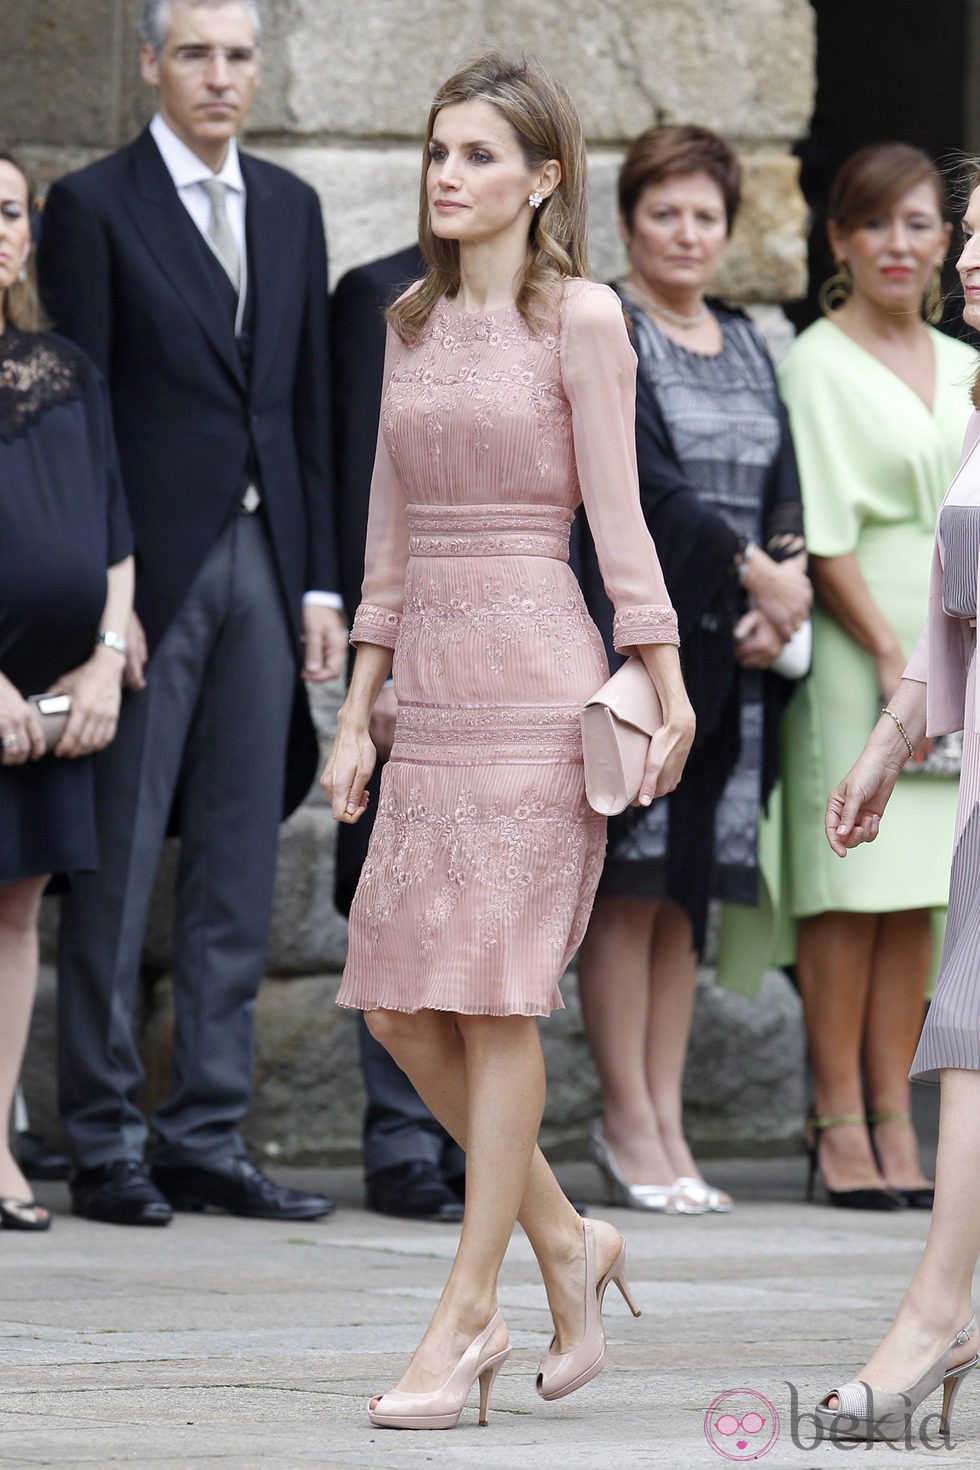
left=718, top=317, right=977, bottom=993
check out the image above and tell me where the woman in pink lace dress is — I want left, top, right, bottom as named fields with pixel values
left=322, top=54, right=694, bottom=1431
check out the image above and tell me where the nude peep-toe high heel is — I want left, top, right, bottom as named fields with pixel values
left=815, top=1317, right=979, bottom=1442
left=368, top=1310, right=511, bottom=1430
left=536, top=1218, right=641, bottom=1401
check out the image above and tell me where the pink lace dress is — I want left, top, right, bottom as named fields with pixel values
left=337, top=279, right=678, bottom=1016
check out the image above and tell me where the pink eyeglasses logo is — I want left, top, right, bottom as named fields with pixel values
left=704, top=1388, right=780, bottom=1461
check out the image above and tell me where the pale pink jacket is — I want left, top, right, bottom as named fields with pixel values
left=905, top=411, right=980, bottom=734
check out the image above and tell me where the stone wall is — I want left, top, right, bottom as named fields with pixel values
left=9, top=0, right=816, bottom=1165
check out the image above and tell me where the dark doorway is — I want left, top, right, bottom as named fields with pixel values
left=791, top=0, right=972, bottom=335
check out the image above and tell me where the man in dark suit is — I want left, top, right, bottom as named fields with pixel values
left=37, top=0, right=341, bottom=1225
left=331, top=246, right=465, bottom=1222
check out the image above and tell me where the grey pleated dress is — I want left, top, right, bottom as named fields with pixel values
left=912, top=497, right=980, bottom=1080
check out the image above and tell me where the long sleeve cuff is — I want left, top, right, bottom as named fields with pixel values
left=613, top=604, right=680, bottom=653
left=350, top=601, right=401, bottom=649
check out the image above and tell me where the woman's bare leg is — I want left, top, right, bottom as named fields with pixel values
left=578, top=897, right=676, bottom=1184
left=863, top=907, right=933, bottom=1192
left=0, top=875, right=48, bottom=1200
left=367, top=1007, right=622, bottom=1369
left=843, top=1069, right=980, bottom=1391
left=797, top=910, right=889, bottom=1192
left=641, top=900, right=713, bottom=1185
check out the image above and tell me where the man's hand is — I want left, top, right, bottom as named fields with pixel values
left=302, top=604, right=346, bottom=682
left=368, top=685, right=398, bottom=760
left=124, top=610, right=148, bottom=691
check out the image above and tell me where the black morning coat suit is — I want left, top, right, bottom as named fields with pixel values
left=37, top=127, right=336, bottom=1169
left=38, top=127, right=336, bottom=670
left=330, top=244, right=463, bottom=1183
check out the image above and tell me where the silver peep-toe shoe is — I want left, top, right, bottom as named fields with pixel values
left=586, top=1122, right=708, bottom=1214
left=815, top=1317, right=979, bottom=1442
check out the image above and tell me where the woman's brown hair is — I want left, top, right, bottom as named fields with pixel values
left=827, top=141, right=945, bottom=236
left=387, top=53, right=589, bottom=343
left=618, top=124, right=742, bottom=236
left=0, top=150, right=46, bottom=332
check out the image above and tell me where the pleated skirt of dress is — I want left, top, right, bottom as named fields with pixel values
left=337, top=503, right=609, bottom=1017
left=912, top=629, right=980, bottom=1080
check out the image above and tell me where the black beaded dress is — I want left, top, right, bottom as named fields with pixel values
left=0, top=330, right=132, bottom=881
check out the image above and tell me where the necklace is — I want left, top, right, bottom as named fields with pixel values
left=621, top=278, right=709, bottom=329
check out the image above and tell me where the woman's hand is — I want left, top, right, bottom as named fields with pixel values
left=0, top=671, right=46, bottom=765
left=741, top=550, right=812, bottom=642
left=825, top=745, right=903, bottom=857
left=321, top=713, right=378, bottom=824
left=733, top=608, right=784, bottom=668
left=50, top=647, right=124, bottom=757
left=635, top=703, right=696, bottom=805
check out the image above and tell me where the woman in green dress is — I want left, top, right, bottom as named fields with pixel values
left=779, top=143, right=977, bottom=1208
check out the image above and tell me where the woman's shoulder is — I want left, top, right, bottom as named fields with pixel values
left=1, top=328, right=97, bottom=396
left=559, top=279, right=630, bottom=348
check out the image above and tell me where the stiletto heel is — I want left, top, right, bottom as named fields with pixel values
left=536, top=1219, right=640, bottom=1401
left=941, top=1356, right=977, bottom=1436
left=477, top=1353, right=508, bottom=1426
left=805, top=1113, right=904, bottom=1211
left=368, top=1311, right=511, bottom=1430
left=816, top=1317, right=979, bottom=1442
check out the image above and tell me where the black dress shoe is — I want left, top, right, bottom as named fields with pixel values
left=151, top=1156, right=335, bottom=1220
left=367, top=1160, right=465, bottom=1222
left=16, top=1130, right=72, bottom=1182
left=71, top=1161, right=173, bottom=1226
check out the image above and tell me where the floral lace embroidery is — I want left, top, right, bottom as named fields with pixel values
left=613, top=605, right=680, bottom=649
left=351, top=601, right=401, bottom=648
left=392, top=703, right=583, bottom=766
left=400, top=573, right=591, bottom=677
left=0, top=331, right=87, bottom=444
left=407, top=502, right=572, bottom=560
left=356, top=782, right=600, bottom=956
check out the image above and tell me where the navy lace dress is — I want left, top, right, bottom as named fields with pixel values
left=0, top=330, right=132, bottom=880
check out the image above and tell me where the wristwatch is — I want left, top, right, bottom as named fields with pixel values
left=96, top=629, right=128, bottom=657
left=736, top=539, right=757, bottom=584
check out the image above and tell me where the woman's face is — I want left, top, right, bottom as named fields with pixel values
left=957, top=185, right=980, bottom=332
left=829, top=180, right=950, bottom=317
left=0, top=161, right=31, bottom=318
left=621, top=171, right=729, bottom=301
left=426, top=98, right=556, bottom=253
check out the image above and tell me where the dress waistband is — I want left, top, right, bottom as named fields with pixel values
left=406, top=502, right=572, bottom=560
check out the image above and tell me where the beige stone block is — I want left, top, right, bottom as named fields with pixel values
left=258, top=142, right=802, bottom=305
left=0, top=0, right=146, bottom=150
left=258, top=0, right=814, bottom=147
left=715, top=152, right=809, bottom=303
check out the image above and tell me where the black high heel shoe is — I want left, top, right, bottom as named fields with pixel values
left=867, top=1109, right=935, bottom=1209
left=805, top=1114, right=905, bottom=1211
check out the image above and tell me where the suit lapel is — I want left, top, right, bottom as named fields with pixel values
left=240, top=154, right=290, bottom=393
left=126, top=130, right=245, bottom=392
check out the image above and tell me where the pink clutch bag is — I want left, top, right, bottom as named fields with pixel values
left=580, top=657, right=663, bottom=815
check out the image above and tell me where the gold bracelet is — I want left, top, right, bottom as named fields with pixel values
left=881, top=706, right=914, bottom=761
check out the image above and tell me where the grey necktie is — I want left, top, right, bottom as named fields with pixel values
left=200, top=177, right=240, bottom=293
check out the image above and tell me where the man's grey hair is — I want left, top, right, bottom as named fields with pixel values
left=140, top=0, right=263, bottom=55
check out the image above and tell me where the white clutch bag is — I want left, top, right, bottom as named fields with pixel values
left=770, top=619, right=811, bottom=680
left=580, top=657, right=663, bottom=816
